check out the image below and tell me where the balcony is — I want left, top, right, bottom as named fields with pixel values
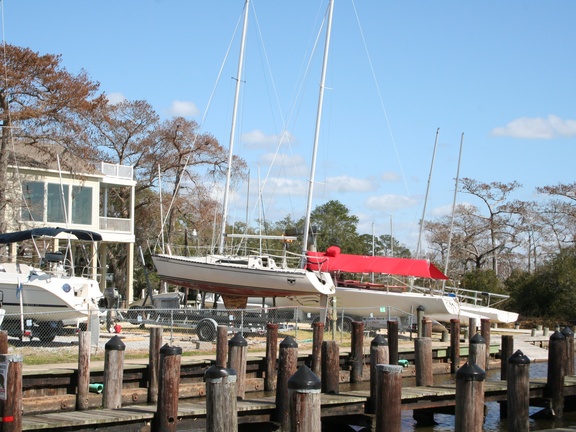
left=99, top=217, right=131, bottom=233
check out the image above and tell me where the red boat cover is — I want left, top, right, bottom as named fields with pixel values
left=306, top=246, right=448, bottom=280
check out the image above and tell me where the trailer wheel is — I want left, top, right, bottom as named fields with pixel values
left=196, top=318, right=218, bottom=342
left=37, top=321, right=59, bottom=343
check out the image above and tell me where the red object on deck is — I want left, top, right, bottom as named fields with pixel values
left=114, top=324, right=122, bottom=334
left=306, top=246, right=448, bottom=280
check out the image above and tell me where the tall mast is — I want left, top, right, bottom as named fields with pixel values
left=415, top=127, right=439, bottom=259
left=219, top=0, right=250, bottom=254
left=443, top=133, right=464, bottom=290
left=301, top=0, right=335, bottom=264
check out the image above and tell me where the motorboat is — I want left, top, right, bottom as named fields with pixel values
left=0, top=227, right=104, bottom=341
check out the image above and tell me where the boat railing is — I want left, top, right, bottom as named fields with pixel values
left=432, top=285, right=510, bottom=308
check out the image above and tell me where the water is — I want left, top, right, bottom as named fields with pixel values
left=399, top=362, right=576, bottom=431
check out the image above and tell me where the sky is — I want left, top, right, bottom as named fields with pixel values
left=4, top=0, right=576, bottom=252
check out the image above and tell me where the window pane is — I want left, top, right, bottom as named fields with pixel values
left=72, top=186, right=92, bottom=225
left=21, top=181, right=45, bottom=221
left=47, top=184, right=69, bottom=223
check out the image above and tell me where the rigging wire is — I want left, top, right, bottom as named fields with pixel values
left=350, top=0, right=410, bottom=197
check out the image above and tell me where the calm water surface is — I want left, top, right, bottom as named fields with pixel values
left=399, top=361, right=576, bottom=431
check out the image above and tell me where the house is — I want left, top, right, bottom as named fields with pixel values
left=4, top=143, right=137, bottom=304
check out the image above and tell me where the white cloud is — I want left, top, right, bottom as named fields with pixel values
left=324, top=175, right=375, bottom=193
left=365, top=194, right=419, bottom=212
left=169, top=100, right=199, bottom=117
left=241, top=129, right=296, bottom=149
left=491, top=115, right=576, bottom=139
left=106, top=92, right=126, bottom=105
left=381, top=171, right=402, bottom=182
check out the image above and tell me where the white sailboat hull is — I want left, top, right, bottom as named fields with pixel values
left=152, top=253, right=335, bottom=299
left=271, top=286, right=460, bottom=322
left=271, top=286, right=517, bottom=325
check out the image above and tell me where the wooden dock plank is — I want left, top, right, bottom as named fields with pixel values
left=20, top=379, right=576, bottom=431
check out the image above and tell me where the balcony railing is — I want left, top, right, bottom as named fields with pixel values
left=99, top=217, right=131, bottom=233
left=100, top=162, right=133, bottom=180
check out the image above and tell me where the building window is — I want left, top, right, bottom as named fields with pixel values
left=72, top=185, right=92, bottom=225
left=47, top=183, right=69, bottom=223
left=21, top=181, right=45, bottom=221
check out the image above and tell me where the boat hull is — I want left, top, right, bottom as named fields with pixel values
left=272, top=286, right=461, bottom=322
left=0, top=269, right=102, bottom=322
left=152, top=254, right=335, bottom=298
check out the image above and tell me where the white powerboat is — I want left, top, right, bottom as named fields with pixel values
left=0, top=227, right=104, bottom=341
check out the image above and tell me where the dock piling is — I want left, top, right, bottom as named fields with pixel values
left=102, top=335, right=125, bottom=409
left=350, top=321, right=364, bottom=383
left=375, top=364, right=403, bottom=432
left=367, top=334, right=389, bottom=414
left=275, top=336, right=298, bottom=427
left=0, top=354, right=22, bottom=432
left=76, top=331, right=91, bottom=410
left=265, top=323, right=279, bottom=391
left=455, top=362, right=485, bottom=432
left=450, top=319, right=461, bottom=374
left=147, top=327, right=163, bottom=404
left=227, top=333, right=248, bottom=399
left=288, top=366, right=321, bottom=432
left=507, top=350, right=530, bottom=432
left=321, top=340, right=340, bottom=394
left=204, top=366, right=237, bottom=432
left=155, top=344, right=182, bottom=432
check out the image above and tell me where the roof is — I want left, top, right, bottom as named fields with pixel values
left=306, top=246, right=449, bottom=280
left=8, top=142, right=101, bottom=175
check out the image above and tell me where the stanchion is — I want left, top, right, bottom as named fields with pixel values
left=103, top=335, right=125, bottom=409
left=265, top=323, right=279, bottom=391
left=204, top=366, right=237, bottom=432
left=455, top=362, right=486, bottom=432
left=155, top=344, right=182, bottom=432
left=321, top=340, right=340, bottom=394
left=311, top=321, right=324, bottom=378
left=76, top=330, right=91, bottom=410
left=148, top=326, right=163, bottom=404
left=507, top=350, right=530, bottom=432
left=545, top=330, right=566, bottom=418
left=450, top=319, right=461, bottom=374
left=275, top=336, right=298, bottom=427
left=227, top=333, right=248, bottom=399
left=481, top=318, right=491, bottom=370
left=215, top=325, right=228, bottom=368
left=0, top=354, right=23, bottom=432
left=375, top=364, right=403, bottom=432
left=387, top=320, right=399, bottom=366
left=469, top=333, right=486, bottom=371
left=350, top=321, right=364, bottom=383
left=367, top=334, right=389, bottom=414
left=287, top=366, right=321, bottom=432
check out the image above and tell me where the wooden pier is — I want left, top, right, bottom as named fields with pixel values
left=2, top=324, right=572, bottom=431
left=19, top=376, right=576, bottom=431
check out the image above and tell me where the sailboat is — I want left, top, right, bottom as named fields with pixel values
left=151, top=0, right=336, bottom=310
left=0, top=227, right=104, bottom=341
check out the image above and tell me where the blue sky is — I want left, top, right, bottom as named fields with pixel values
left=4, top=1, right=576, bottom=252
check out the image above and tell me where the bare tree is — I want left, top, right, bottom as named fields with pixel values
left=459, top=178, right=521, bottom=274
left=0, top=44, right=104, bottom=232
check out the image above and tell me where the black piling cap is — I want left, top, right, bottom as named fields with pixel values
left=105, top=335, right=126, bottom=351
left=508, top=349, right=530, bottom=365
left=550, top=330, right=566, bottom=341
left=371, top=334, right=388, bottom=347
left=204, top=365, right=237, bottom=381
left=561, top=326, right=574, bottom=337
left=470, top=333, right=486, bottom=344
left=280, top=335, right=298, bottom=349
left=160, top=343, right=182, bottom=357
left=456, top=362, right=486, bottom=382
left=228, top=332, right=248, bottom=347
left=417, top=305, right=425, bottom=312
left=287, top=365, right=321, bottom=390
